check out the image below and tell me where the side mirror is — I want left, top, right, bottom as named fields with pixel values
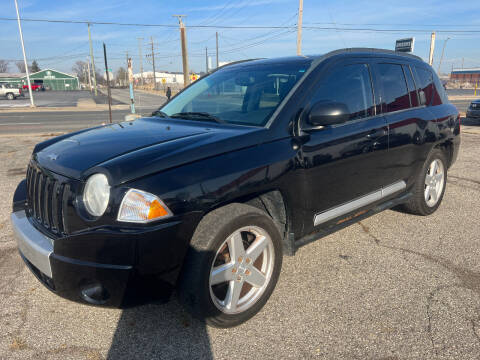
left=418, top=90, right=427, bottom=106
left=307, top=101, right=350, bottom=128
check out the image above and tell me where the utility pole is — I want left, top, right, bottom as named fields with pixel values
left=103, top=43, right=112, bottom=124
left=437, top=37, right=450, bottom=75
left=205, top=47, right=208, bottom=73
left=127, top=57, right=135, bottom=114
left=137, top=37, right=144, bottom=86
left=462, top=57, right=464, bottom=69
left=150, top=36, right=157, bottom=90
left=14, top=0, right=34, bottom=107
left=173, top=15, right=190, bottom=87
left=296, top=0, right=304, bottom=56
left=83, top=65, right=88, bottom=88
left=88, top=23, right=98, bottom=96
left=428, top=31, right=436, bottom=66
left=86, top=57, right=92, bottom=92
left=216, top=32, right=219, bottom=68
left=125, top=51, right=129, bottom=86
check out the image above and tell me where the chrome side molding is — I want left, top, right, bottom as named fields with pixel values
left=314, top=180, right=406, bottom=226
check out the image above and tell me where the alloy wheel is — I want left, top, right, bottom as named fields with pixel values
left=209, top=226, right=275, bottom=314
left=424, top=159, right=445, bottom=207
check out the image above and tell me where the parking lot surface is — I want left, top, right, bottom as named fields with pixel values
left=0, top=91, right=96, bottom=108
left=0, top=119, right=479, bottom=358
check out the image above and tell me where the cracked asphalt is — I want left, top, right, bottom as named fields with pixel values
left=1, top=127, right=479, bottom=359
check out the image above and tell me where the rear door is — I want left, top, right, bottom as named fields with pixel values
left=298, top=59, right=389, bottom=232
left=373, top=60, right=436, bottom=190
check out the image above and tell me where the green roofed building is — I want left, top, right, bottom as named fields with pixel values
left=0, top=69, right=79, bottom=91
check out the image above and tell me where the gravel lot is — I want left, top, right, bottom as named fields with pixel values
left=0, top=128, right=479, bottom=359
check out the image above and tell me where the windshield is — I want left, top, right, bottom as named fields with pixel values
left=160, top=60, right=312, bottom=127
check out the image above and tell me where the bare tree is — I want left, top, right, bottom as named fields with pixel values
left=0, top=60, right=9, bottom=73
left=16, top=61, right=26, bottom=73
left=72, top=61, right=87, bottom=84
left=116, top=67, right=127, bottom=86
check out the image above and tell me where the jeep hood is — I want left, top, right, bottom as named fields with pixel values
left=35, top=117, right=264, bottom=184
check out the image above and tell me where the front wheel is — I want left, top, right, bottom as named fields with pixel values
left=178, top=203, right=283, bottom=328
left=6, top=93, right=14, bottom=100
left=402, top=149, right=447, bottom=215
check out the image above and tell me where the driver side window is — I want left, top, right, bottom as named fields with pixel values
left=311, top=64, right=375, bottom=121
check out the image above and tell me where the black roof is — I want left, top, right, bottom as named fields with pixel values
left=224, top=48, right=425, bottom=70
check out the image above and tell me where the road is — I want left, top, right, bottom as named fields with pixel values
left=0, top=110, right=149, bottom=135
left=0, top=129, right=479, bottom=359
left=0, top=93, right=476, bottom=135
left=108, top=88, right=165, bottom=110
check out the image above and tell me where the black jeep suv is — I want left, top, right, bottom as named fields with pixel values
left=11, top=48, right=460, bottom=327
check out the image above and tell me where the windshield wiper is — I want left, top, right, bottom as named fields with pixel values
left=170, top=112, right=226, bottom=124
left=151, top=109, right=168, bottom=118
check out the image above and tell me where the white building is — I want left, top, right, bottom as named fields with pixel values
left=133, top=71, right=184, bottom=84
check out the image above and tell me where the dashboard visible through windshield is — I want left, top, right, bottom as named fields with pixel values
left=160, top=60, right=312, bottom=127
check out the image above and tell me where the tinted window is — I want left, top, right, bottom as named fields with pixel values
left=414, top=66, right=434, bottom=106
left=378, top=63, right=410, bottom=113
left=311, top=64, right=374, bottom=121
left=403, top=65, right=419, bottom=107
left=432, top=72, right=447, bottom=105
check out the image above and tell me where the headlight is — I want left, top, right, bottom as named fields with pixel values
left=83, top=173, right=110, bottom=217
left=117, top=189, right=172, bottom=223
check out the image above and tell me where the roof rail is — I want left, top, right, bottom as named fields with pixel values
left=323, top=48, right=424, bottom=62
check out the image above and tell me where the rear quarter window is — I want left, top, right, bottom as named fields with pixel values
left=413, top=66, right=444, bottom=106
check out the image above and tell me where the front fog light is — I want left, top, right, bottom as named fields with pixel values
left=83, top=173, right=110, bottom=217
left=117, top=189, right=172, bottom=223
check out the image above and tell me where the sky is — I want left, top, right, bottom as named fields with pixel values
left=1, top=0, right=480, bottom=77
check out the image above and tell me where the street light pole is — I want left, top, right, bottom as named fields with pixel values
left=14, top=0, right=34, bottom=107
left=437, top=37, right=450, bottom=75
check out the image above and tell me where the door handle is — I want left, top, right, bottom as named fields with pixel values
left=366, top=129, right=387, bottom=139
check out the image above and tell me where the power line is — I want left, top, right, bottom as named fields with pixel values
left=2, top=17, right=480, bottom=33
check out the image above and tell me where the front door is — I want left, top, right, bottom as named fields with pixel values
left=298, top=60, right=389, bottom=234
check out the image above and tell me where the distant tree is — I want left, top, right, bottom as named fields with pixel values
left=95, top=70, right=106, bottom=86
left=72, top=60, right=87, bottom=84
left=0, top=60, right=9, bottom=73
left=31, top=60, right=40, bottom=72
left=116, top=67, right=127, bottom=86
left=15, top=61, right=26, bottom=73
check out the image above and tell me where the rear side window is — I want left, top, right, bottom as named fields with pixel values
left=378, top=63, right=410, bottom=113
left=403, top=65, right=419, bottom=107
left=311, top=63, right=374, bottom=121
left=432, top=72, right=448, bottom=105
left=414, top=67, right=435, bottom=106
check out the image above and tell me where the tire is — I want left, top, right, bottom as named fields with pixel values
left=178, top=203, right=283, bottom=328
left=402, top=149, right=448, bottom=215
left=6, top=93, right=14, bottom=100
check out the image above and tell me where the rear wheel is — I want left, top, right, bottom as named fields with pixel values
left=402, top=149, right=447, bottom=215
left=178, top=203, right=283, bottom=328
left=6, top=93, right=14, bottom=100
